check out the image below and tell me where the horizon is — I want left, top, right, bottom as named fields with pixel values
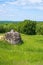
left=0, top=0, right=43, bottom=21
left=0, top=20, right=43, bottom=22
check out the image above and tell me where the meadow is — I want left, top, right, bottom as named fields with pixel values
left=0, top=34, right=43, bottom=65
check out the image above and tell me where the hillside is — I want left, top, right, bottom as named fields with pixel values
left=0, top=34, right=43, bottom=65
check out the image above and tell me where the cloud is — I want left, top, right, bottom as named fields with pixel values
left=35, top=6, right=43, bottom=10
left=29, top=0, right=42, bottom=3
left=4, top=0, right=43, bottom=11
left=0, top=3, right=6, bottom=7
left=0, top=9, right=6, bottom=13
left=0, top=3, right=6, bottom=13
left=2, top=4, right=6, bottom=6
left=6, top=0, right=42, bottom=5
left=22, top=6, right=43, bottom=10
left=0, top=0, right=43, bottom=5
left=0, top=10, right=2, bottom=12
left=6, top=1, right=18, bottom=5
left=0, top=0, right=43, bottom=10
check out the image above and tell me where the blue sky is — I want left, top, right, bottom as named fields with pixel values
left=0, top=0, right=43, bottom=21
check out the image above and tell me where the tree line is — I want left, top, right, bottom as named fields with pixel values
left=0, top=20, right=43, bottom=35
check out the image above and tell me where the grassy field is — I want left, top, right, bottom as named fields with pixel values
left=0, top=34, right=43, bottom=65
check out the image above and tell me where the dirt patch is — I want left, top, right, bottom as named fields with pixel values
left=0, top=36, right=4, bottom=40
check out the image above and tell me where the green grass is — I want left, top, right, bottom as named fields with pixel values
left=0, top=34, right=43, bottom=65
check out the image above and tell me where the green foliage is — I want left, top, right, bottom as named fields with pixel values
left=19, top=20, right=36, bottom=35
left=37, top=27, right=43, bottom=35
left=36, top=22, right=43, bottom=35
left=0, top=24, right=5, bottom=33
left=0, top=20, right=43, bottom=35
left=0, top=23, right=17, bottom=33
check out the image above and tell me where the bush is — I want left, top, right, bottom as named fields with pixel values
left=36, top=27, right=43, bottom=35
left=0, top=20, right=37, bottom=35
left=0, top=21, right=43, bottom=35
left=17, top=20, right=36, bottom=35
left=0, top=24, right=5, bottom=33
left=36, top=22, right=43, bottom=35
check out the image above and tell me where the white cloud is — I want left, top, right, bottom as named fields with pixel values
left=0, top=10, right=2, bottom=12
left=6, top=0, right=28, bottom=6
left=6, top=0, right=42, bottom=5
left=6, top=14, right=15, bottom=17
left=29, top=0, right=42, bottom=3
left=6, top=1, right=18, bottom=5
left=0, top=3, right=6, bottom=13
left=2, top=4, right=6, bottom=6
left=35, top=6, right=43, bottom=10
left=0, top=9, right=6, bottom=13
left=22, top=5, right=43, bottom=10
left=0, top=3, right=6, bottom=7
left=0, top=0, right=43, bottom=11
left=7, top=0, right=43, bottom=10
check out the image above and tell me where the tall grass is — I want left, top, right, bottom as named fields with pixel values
left=0, top=34, right=43, bottom=65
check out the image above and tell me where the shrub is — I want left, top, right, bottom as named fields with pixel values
left=18, top=20, right=36, bottom=35
left=36, top=27, right=43, bottom=35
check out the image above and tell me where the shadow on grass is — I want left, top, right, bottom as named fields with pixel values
left=0, top=40, right=24, bottom=50
left=0, top=40, right=13, bottom=50
left=17, top=40, right=24, bottom=46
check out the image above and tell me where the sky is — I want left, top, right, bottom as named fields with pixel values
left=0, top=0, right=43, bottom=21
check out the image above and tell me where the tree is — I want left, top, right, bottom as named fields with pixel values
left=20, top=20, right=36, bottom=35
